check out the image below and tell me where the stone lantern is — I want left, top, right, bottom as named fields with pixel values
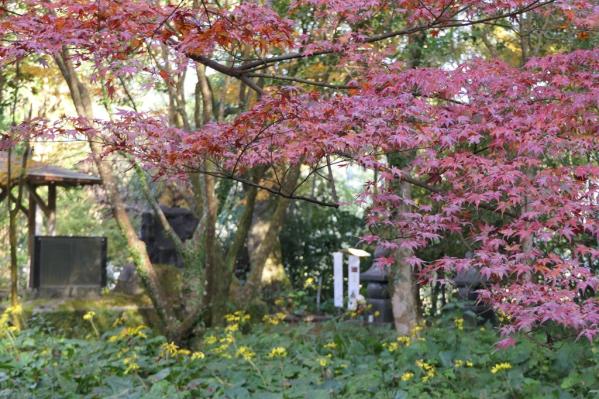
left=360, top=246, right=393, bottom=323
left=453, top=268, right=497, bottom=325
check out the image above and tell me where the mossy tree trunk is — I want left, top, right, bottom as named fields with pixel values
left=242, top=164, right=300, bottom=302
left=54, top=50, right=173, bottom=333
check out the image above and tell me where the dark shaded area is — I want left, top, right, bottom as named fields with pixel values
left=140, top=206, right=198, bottom=267
left=454, top=269, right=497, bottom=325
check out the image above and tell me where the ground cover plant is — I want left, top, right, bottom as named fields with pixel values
left=2, top=308, right=599, bottom=399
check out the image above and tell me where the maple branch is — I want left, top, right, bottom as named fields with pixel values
left=189, top=54, right=241, bottom=77
left=239, top=75, right=263, bottom=95
left=247, top=73, right=356, bottom=89
left=230, top=118, right=289, bottom=177
left=369, top=0, right=552, bottom=42
left=183, top=165, right=339, bottom=208
left=326, top=155, right=339, bottom=204
left=221, top=172, right=339, bottom=208
left=0, top=6, right=22, bottom=16
left=400, top=175, right=517, bottom=218
left=184, top=0, right=554, bottom=100
left=244, top=76, right=470, bottom=102
left=237, top=0, right=553, bottom=72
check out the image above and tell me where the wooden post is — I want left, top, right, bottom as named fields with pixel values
left=348, top=255, right=360, bottom=311
left=28, top=189, right=37, bottom=288
left=47, top=183, right=56, bottom=235
left=27, top=189, right=37, bottom=253
left=332, top=252, right=343, bottom=308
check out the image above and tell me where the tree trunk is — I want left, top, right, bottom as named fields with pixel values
left=244, top=164, right=300, bottom=300
left=54, top=52, right=172, bottom=331
left=247, top=198, right=289, bottom=287
left=7, top=141, right=29, bottom=330
left=200, top=166, right=228, bottom=326
left=385, top=31, right=427, bottom=332
left=389, top=181, right=418, bottom=335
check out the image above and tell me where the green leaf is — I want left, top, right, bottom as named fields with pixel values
left=149, top=367, right=172, bottom=383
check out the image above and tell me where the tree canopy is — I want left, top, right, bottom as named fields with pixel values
left=1, top=0, right=598, bottom=341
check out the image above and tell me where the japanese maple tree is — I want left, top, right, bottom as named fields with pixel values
left=1, top=0, right=598, bottom=340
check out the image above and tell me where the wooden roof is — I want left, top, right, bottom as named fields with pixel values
left=0, top=152, right=102, bottom=188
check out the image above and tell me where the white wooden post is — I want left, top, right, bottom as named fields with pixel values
left=347, top=255, right=360, bottom=310
left=332, top=252, right=343, bottom=308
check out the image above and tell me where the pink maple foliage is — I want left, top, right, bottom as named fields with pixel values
left=1, top=0, right=598, bottom=340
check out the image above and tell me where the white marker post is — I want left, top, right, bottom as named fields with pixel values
left=332, top=252, right=344, bottom=308
left=347, top=255, right=360, bottom=311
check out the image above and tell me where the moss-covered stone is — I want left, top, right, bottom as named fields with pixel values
left=18, top=293, right=158, bottom=338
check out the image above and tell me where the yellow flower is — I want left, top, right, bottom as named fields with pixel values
left=225, top=323, right=239, bottom=333
left=263, top=312, right=286, bottom=326
left=191, top=351, right=205, bottom=360
left=224, top=311, right=250, bottom=325
left=108, top=325, right=147, bottom=342
left=204, top=335, right=218, bottom=345
left=466, top=360, right=474, bottom=367
left=454, top=318, right=464, bottom=331
left=397, top=336, right=411, bottom=346
left=416, top=359, right=432, bottom=370
left=267, top=346, right=287, bottom=359
left=410, top=324, right=423, bottom=337
left=213, top=344, right=230, bottom=354
left=6, top=304, right=22, bottom=316
left=454, top=359, right=464, bottom=368
left=83, top=311, right=96, bottom=321
left=490, top=362, right=512, bottom=374
left=416, top=359, right=436, bottom=382
left=0, top=311, right=9, bottom=328
left=497, top=310, right=511, bottom=323
left=123, top=355, right=140, bottom=374
left=400, top=371, right=414, bottom=381
left=160, top=342, right=179, bottom=357
left=304, top=277, right=315, bottom=288
left=323, top=341, right=337, bottom=351
left=112, top=316, right=126, bottom=327
left=220, top=334, right=234, bottom=345
left=161, top=342, right=193, bottom=357
left=177, top=348, right=192, bottom=356
left=213, top=335, right=234, bottom=355
left=385, top=342, right=400, bottom=352
left=318, top=357, right=330, bottom=367
left=236, top=346, right=256, bottom=361
left=274, top=298, right=285, bottom=307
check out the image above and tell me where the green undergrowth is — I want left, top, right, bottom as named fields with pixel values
left=7, top=294, right=155, bottom=338
left=1, top=311, right=598, bottom=398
